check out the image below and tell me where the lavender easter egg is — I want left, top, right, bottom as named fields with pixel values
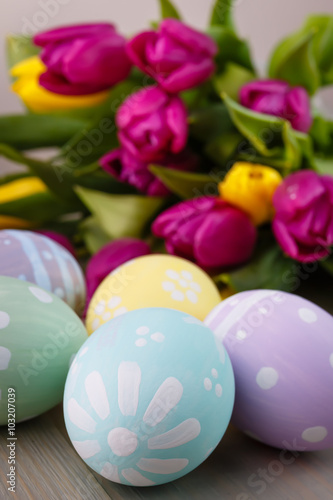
left=205, top=290, right=333, bottom=451
left=0, top=230, right=86, bottom=314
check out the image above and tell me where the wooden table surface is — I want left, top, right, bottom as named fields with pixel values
left=1, top=273, right=333, bottom=500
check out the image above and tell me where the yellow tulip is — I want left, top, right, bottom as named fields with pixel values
left=0, top=176, right=47, bottom=203
left=218, top=162, right=283, bottom=226
left=0, top=215, right=35, bottom=230
left=0, top=176, right=48, bottom=228
left=10, top=56, right=109, bottom=113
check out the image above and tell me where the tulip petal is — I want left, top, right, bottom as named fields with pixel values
left=194, top=208, right=256, bottom=268
left=34, top=23, right=115, bottom=46
left=286, top=87, right=313, bottom=133
left=240, top=79, right=289, bottom=108
left=126, top=31, right=158, bottom=73
left=160, top=19, right=218, bottom=56
left=159, top=59, right=216, bottom=93
left=273, top=171, right=325, bottom=217
left=116, top=87, right=168, bottom=128
left=166, top=98, right=188, bottom=153
left=272, top=218, right=299, bottom=260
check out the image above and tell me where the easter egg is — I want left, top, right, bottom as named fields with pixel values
left=0, top=276, right=88, bottom=425
left=64, top=307, right=235, bottom=486
left=0, top=230, right=86, bottom=314
left=205, top=290, right=333, bottom=451
left=86, top=254, right=220, bottom=334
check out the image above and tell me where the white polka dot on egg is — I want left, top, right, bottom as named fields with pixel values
left=28, top=287, right=53, bottom=304
left=162, top=281, right=175, bottom=292
left=166, top=270, right=179, bottom=280
left=298, top=308, right=318, bottom=324
left=136, top=326, right=150, bottom=336
left=135, top=338, right=147, bottom=348
left=0, top=312, right=10, bottom=330
left=108, top=296, right=122, bottom=309
left=256, top=367, right=279, bottom=390
left=171, top=291, right=184, bottom=302
left=181, top=271, right=193, bottom=281
left=204, top=378, right=212, bottom=391
left=215, top=384, right=223, bottom=397
left=301, top=426, right=328, bottom=443
left=0, top=346, right=11, bottom=370
left=186, top=290, right=198, bottom=304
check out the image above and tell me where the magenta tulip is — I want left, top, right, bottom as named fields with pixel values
left=116, top=86, right=188, bottom=162
left=240, top=79, right=313, bottom=133
left=127, top=19, right=218, bottom=93
left=85, top=238, right=151, bottom=312
left=273, top=170, right=333, bottom=262
left=34, top=23, right=132, bottom=95
left=100, top=147, right=198, bottom=196
left=152, top=197, right=257, bottom=270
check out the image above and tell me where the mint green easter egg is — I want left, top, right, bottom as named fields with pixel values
left=0, top=276, right=88, bottom=425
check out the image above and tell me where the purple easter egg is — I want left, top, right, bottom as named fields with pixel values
left=0, top=230, right=86, bottom=315
left=205, top=290, right=333, bottom=451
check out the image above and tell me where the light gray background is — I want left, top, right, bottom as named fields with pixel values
left=1, top=0, right=333, bottom=115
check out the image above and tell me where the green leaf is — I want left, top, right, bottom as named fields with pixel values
left=0, top=191, right=74, bottom=222
left=149, top=165, right=216, bottom=199
left=79, top=216, right=111, bottom=254
left=210, top=0, right=235, bottom=30
left=310, top=115, right=333, bottom=155
left=205, top=132, right=241, bottom=166
left=303, top=15, right=333, bottom=86
left=218, top=239, right=295, bottom=292
left=189, top=103, right=235, bottom=141
left=0, top=114, right=87, bottom=150
left=158, top=0, right=181, bottom=19
left=320, top=254, right=333, bottom=277
left=6, top=35, right=39, bottom=69
left=222, top=94, right=312, bottom=171
left=74, top=185, right=165, bottom=239
left=0, top=144, right=79, bottom=204
left=223, top=93, right=284, bottom=157
left=213, top=63, right=255, bottom=100
left=268, top=27, right=320, bottom=94
left=314, top=157, right=333, bottom=176
left=208, top=26, right=254, bottom=72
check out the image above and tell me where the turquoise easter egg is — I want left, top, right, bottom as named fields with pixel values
left=0, top=230, right=86, bottom=314
left=0, top=277, right=88, bottom=425
left=64, top=308, right=235, bottom=487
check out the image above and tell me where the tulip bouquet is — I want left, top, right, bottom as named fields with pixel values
left=1, top=0, right=333, bottom=295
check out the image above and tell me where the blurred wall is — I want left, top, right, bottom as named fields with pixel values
left=1, top=0, right=332, bottom=114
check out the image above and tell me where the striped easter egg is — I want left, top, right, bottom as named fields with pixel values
left=0, top=230, right=86, bottom=315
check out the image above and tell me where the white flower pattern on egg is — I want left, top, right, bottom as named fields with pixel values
left=162, top=270, right=202, bottom=304
left=66, top=362, right=200, bottom=486
left=203, top=368, right=222, bottom=398
left=135, top=327, right=165, bottom=347
left=92, top=296, right=128, bottom=327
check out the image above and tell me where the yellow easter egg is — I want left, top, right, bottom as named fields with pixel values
left=86, top=254, right=221, bottom=334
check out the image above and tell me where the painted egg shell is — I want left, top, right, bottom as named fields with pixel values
left=205, top=289, right=333, bottom=451
left=0, top=230, right=86, bottom=315
left=64, top=308, right=235, bottom=487
left=86, top=254, right=220, bottom=334
left=0, top=276, right=88, bottom=425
